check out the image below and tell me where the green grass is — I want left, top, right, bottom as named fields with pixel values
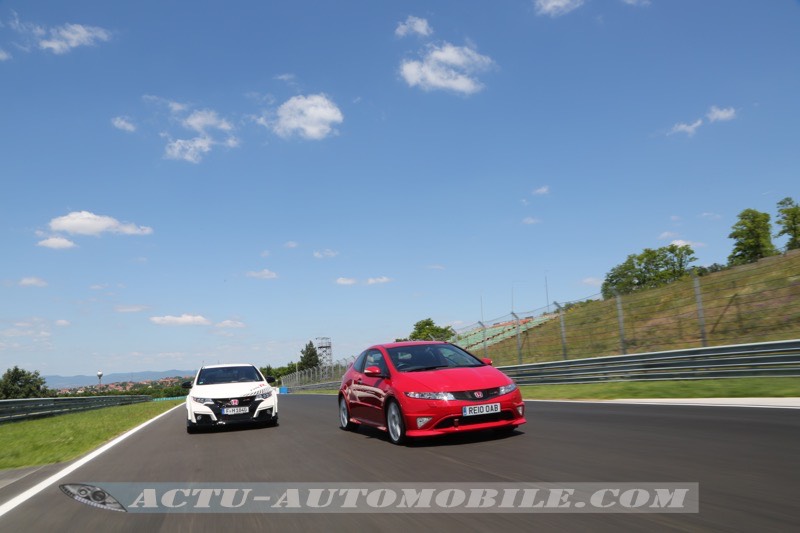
left=481, top=251, right=800, bottom=367
left=518, top=377, right=800, bottom=400
left=0, top=400, right=182, bottom=470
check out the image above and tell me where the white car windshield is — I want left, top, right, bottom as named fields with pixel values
left=196, top=366, right=262, bottom=385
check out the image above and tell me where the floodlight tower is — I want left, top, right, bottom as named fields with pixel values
left=316, top=337, right=332, bottom=377
left=97, top=371, right=103, bottom=387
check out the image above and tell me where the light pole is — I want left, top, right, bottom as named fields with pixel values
left=97, top=371, right=103, bottom=387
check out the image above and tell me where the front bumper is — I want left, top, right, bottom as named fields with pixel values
left=401, top=393, right=526, bottom=437
left=187, top=396, right=278, bottom=426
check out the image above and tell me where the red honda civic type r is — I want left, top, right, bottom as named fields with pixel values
left=338, top=341, right=526, bottom=444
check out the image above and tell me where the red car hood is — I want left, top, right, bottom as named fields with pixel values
left=397, top=366, right=511, bottom=392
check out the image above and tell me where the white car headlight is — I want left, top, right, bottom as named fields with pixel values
left=405, top=391, right=455, bottom=401
left=498, top=383, right=517, bottom=396
left=191, top=396, right=213, bottom=404
left=255, top=391, right=273, bottom=400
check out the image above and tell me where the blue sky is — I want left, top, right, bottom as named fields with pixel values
left=2, top=0, right=799, bottom=376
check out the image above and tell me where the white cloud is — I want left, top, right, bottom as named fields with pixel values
left=183, top=109, right=233, bottom=134
left=150, top=314, right=211, bottom=326
left=284, top=241, right=299, bottom=248
left=396, top=16, right=433, bottom=37
left=522, top=217, right=541, bottom=225
left=275, top=73, right=296, bottom=83
left=49, top=211, right=153, bottom=236
left=659, top=231, right=679, bottom=240
left=216, top=320, right=245, bottom=328
left=699, top=212, right=722, bottom=220
left=55, top=319, right=70, bottom=327
left=313, top=249, right=339, bottom=259
left=706, top=106, right=736, bottom=122
left=112, top=116, right=136, bottom=132
left=37, top=236, right=76, bottom=249
left=143, top=95, right=187, bottom=113
left=260, top=250, right=270, bottom=258
left=668, top=119, right=703, bottom=137
left=535, top=0, right=585, bottom=17
left=400, top=42, right=494, bottom=95
left=272, top=94, right=344, bottom=140
left=427, top=264, right=446, bottom=270
left=0, top=49, right=11, bottom=61
left=164, top=136, right=214, bottom=163
left=336, top=277, right=357, bottom=285
left=670, top=215, right=682, bottom=222
left=247, top=269, right=278, bottom=279
left=39, top=23, right=111, bottom=54
left=671, top=239, right=706, bottom=248
left=115, top=305, right=148, bottom=313
left=621, top=0, right=651, bottom=5
left=19, top=277, right=47, bottom=287
left=367, top=276, right=391, bottom=285
left=533, top=186, right=550, bottom=195
left=582, top=277, right=603, bottom=287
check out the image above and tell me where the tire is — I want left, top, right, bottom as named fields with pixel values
left=339, top=397, right=357, bottom=431
left=386, top=401, right=407, bottom=445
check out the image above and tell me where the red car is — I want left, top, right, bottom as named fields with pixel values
left=338, top=341, right=526, bottom=444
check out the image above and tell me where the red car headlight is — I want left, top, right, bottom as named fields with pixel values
left=404, top=392, right=456, bottom=401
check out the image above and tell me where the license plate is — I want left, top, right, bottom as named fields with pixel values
left=222, top=406, right=249, bottom=415
left=462, top=403, right=500, bottom=416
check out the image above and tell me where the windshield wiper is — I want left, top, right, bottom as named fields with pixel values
left=407, top=365, right=449, bottom=372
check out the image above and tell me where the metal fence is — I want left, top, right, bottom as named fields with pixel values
left=501, top=339, right=800, bottom=385
left=281, top=357, right=355, bottom=389
left=458, top=251, right=800, bottom=367
left=0, top=395, right=152, bottom=424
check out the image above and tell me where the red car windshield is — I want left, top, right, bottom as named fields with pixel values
left=387, top=344, right=484, bottom=372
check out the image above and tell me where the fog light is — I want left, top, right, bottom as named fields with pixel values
left=517, top=406, right=524, bottom=416
left=416, top=417, right=432, bottom=428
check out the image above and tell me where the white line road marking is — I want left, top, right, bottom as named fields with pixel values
left=0, top=403, right=183, bottom=518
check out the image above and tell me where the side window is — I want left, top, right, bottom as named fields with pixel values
left=353, top=351, right=368, bottom=373
left=365, top=350, right=388, bottom=375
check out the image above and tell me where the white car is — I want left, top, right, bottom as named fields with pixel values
left=182, top=363, right=278, bottom=433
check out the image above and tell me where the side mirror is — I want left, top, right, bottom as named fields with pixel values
left=482, top=358, right=493, bottom=366
left=266, top=376, right=276, bottom=384
left=181, top=380, right=193, bottom=389
left=364, top=366, right=384, bottom=378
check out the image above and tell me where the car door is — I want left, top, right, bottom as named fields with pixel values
left=345, top=351, right=369, bottom=420
left=358, top=349, right=390, bottom=426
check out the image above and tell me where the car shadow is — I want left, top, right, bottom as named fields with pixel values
left=351, top=424, right=523, bottom=447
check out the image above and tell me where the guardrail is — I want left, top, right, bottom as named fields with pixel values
left=0, top=395, right=152, bottom=424
left=286, top=381, right=340, bottom=393
left=282, top=340, right=800, bottom=392
left=499, top=339, right=800, bottom=385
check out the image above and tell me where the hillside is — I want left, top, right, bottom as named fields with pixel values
left=478, top=250, right=800, bottom=367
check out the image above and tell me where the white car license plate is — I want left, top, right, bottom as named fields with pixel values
left=222, top=406, right=249, bottom=415
left=462, top=403, right=500, bottom=416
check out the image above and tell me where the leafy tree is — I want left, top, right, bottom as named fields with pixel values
left=775, top=197, right=800, bottom=251
left=298, top=341, right=320, bottom=371
left=601, top=244, right=697, bottom=298
left=0, top=366, right=51, bottom=399
left=397, top=318, right=456, bottom=342
left=728, top=208, right=778, bottom=266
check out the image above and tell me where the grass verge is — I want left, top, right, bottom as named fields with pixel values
left=0, top=400, right=182, bottom=470
left=518, top=377, right=800, bottom=400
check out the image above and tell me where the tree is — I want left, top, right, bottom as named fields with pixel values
left=397, top=318, right=456, bottom=342
left=601, top=244, right=697, bottom=298
left=728, top=208, right=778, bottom=266
left=0, top=366, right=51, bottom=399
left=775, top=197, right=800, bottom=251
left=298, top=341, right=320, bottom=371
